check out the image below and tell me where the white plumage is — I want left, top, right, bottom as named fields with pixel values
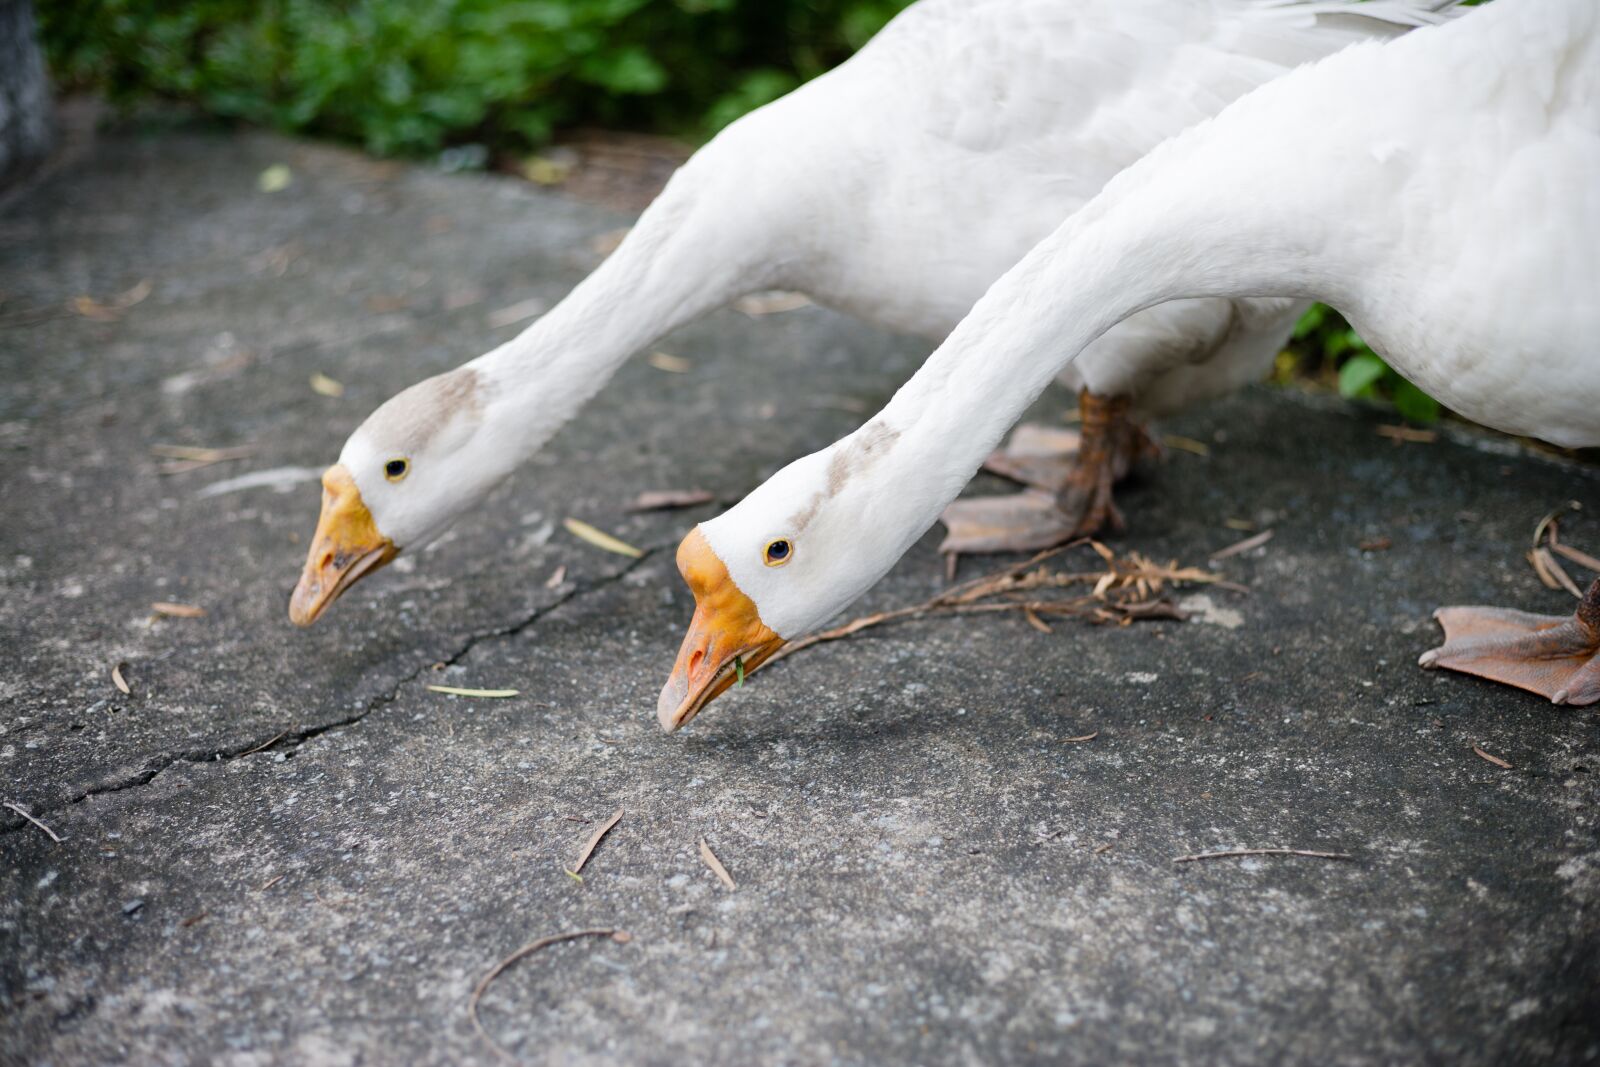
left=296, top=0, right=1455, bottom=621
left=672, top=0, right=1597, bottom=717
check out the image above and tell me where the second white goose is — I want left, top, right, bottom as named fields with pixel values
left=657, top=0, right=1600, bottom=729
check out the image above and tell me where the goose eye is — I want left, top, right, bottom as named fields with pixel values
left=763, top=538, right=793, bottom=567
left=384, top=458, right=410, bottom=482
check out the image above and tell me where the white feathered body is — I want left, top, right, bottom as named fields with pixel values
left=702, top=0, right=1598, bottom=641
left=647, top=0, right=1450, bottom=417
left=1068, top=0, right=1600, bottom=443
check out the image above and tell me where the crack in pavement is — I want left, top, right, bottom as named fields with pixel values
left=0, top=548, right=662, bottom=837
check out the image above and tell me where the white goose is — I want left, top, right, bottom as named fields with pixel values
left=658, top=0, right=1600, bottom=730
left=288, top=0, right=1454, bottom=625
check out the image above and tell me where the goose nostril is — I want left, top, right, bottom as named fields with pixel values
left=689, top=649, right=704, bottom=675
left=318, top=551, right=335, bottom=572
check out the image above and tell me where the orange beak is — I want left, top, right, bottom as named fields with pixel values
left=288, top=464, right=398, bottom=626
left=657, top=527, right=785, bottom=732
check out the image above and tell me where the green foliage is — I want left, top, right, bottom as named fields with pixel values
left=1292, top=304, right=1441, bottom=423
left=40, top=0, right=915, bottom=156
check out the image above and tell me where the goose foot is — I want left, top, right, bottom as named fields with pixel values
left=939, top=391, right=1158, bottom=554
left=1419, top=578, right=1600, bottom=706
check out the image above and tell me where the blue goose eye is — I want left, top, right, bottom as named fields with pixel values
left=763, top=539, right=793, bottom=567
left=385, top=458, right=410, bottom=482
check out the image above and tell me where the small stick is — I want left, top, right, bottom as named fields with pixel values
left=1539, top=548, right=1584, bottom=598
left=1173, top=848, right=1353, bottom=864
left=1376, top=424, right=1436, bottom=444
left=1550, top=541, right=1600, bottom=574
left=258, top=874, right=285, bottom=891
left=699, top=837, right=736, bottom=890
left=1209, top=529, right=1274, bottom=562
left=1472, top=745, right=1512, bottom=769
left=1060, top=732, right=1098, bottom=744
left=572, top=808, right=624, bottom=875
left=4, top=801, right=63, bottom=842
left=471, top=928, right=631, bottom=1061
left=764, top=540, right=1221, bottom=668
left=238, top=731, right=288, bottom=757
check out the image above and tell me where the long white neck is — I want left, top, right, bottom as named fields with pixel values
left=467, top=163, right=782, bottom=468
left=866, top=148, right=1333, bottom=557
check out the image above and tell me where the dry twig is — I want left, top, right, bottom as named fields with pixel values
left=1472, top=745, right=1512, bottom=769
left=1530, top=511, right=1597, bottom=595
left=628, top=489, right=714, bottom=512
left=4, top=801, right=63, bottom=842
left=1551, top=540, right=1600, bottom=574
left=1210, top=529, right=1274, bottom=562
left=1173, top=848, right=1353, bottom=864
left=238, top=732, right=288, bottom=757
left=1376, top=424, right=1436, bottom=444
left=766, top=540, right=1226, bottom=667
left=150, top=601, right=206, bottom=618
left=471, top=929, right=632, bottom=1061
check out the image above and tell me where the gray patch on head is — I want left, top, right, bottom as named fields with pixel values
left=786, top=419, right=900, bottom=532
left=363, top=367, right=486, bottom=457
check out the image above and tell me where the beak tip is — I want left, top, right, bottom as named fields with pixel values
left=656, top=678, right=689, bottom=734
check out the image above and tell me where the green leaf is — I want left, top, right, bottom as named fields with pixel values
left=1338, top=353, right=1388, bottom=399
left=1391, top=378, right=1441, bottom=424
left=734, top=655, right=745, bottom=688
left=1292, top=304, right=1326, bottom=341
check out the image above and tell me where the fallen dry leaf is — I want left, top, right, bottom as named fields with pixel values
left=1210, top=529, right=1274, bottom=562
left=1473, top=745, right=1512, bottom=769
left=425, top=685, right=519, bottom=698
left=111, top=663, right=131, bottom=695
left=628, top=489, right=714, bottom=512
left=572, top=808, right=624, bottom=875
left=699, top=837, right=736, bottom=890
left=647, top=351, right=691, bottom=373
left=563, top=518, right=642, bottom=558
left=309, top=373, right=345, bottom=398
left=151, top=602, right=206, bottom=619
left=734, top=291, right=810, bottom=317
left=1358, top=536, right=1393, bottom=552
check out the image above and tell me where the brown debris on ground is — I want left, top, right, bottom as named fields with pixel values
left=767, top=540, right=1237, bottom=668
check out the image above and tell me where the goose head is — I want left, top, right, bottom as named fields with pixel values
left=289, top=366, right=511, bottom=625
left=657, top=421, right=922, bottom=730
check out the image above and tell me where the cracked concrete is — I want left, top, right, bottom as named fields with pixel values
left=3, top=121, right=1599, bottom=1066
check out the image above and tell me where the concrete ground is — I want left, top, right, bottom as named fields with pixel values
left=2, top=121, right=1597, bottom=1067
